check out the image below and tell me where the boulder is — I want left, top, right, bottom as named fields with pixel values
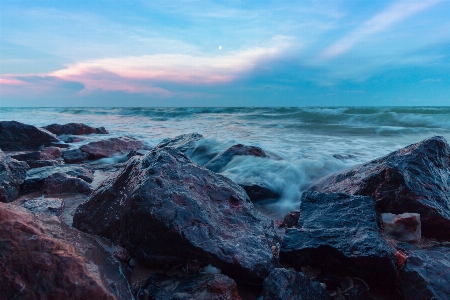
left=43, top=172, right=93, bottom=195
left=155, top=133, right=205, bottom=154
left=22, top=197, right=64, bottom=215
left=382, top=213, right=421, bottom=242
left=0, top=121, right=59, bottom=150
left=22, top=165, right=94, bottom=193
left=400, top=245, right=450, bottom=300
left=42, top=123, right=109, bottom=135
left=204, top=144, right=267, bottom=173
left=11, top=147, right=63, bottom=169
left=141, top=273, right=242, bottom=300
left=73, top=147, right=279, bottom=284
left=62, top=148, right=89, bottom=163
left=239, top=182, right=280, bottom=202
left=39, top=146, right=61, bottom=160
left=27, top=160, right=62, bottom=169
left=11, top=151, right=41, bottom=161
left=279, top=211, right=300, bottom=228
left=261, top=268, right=330, bottom=300
left=80, top=136, right=145, bottom=159
left=308, top=136, right=450, bottom=240
left=280, top=192, right=396, bottom=288
left=0, top=203, right=132, bottom=299
left=0, top=150, right=29, bottom=202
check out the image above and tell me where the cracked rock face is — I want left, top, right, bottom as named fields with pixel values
left=73, top=146, right=279, bottom=284
left=308, top=136, right=450, bottom=240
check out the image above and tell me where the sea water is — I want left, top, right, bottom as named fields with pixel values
left=1, top=107, right=449, bottom=218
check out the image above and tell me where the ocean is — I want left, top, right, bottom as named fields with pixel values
left=2, top=106, right=449, bottom=218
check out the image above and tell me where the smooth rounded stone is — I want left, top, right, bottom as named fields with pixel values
left=0, top=150, right=29, bottom=203
left=0, top=121, right=59, bottom=151
left=73, top=147, right=279, bottom=284
left=79, top=136, right=145, bottom=159
left=308, top=136, right=450, bottom=241
left=0, top=203, right=132, bottom=299
left=141, top=273, right=242, bottom=300
left=42, top=123, right=109, bottom=135
left=22, top=165, right=94, bottom=193
left=382, top=213, right=421, bottom=242
left=262, top=268, right=330, bottom=300
left=239, top=182, right=280, bottom=202
left=204, top=144, right=267, bottom=173
left=22, top=197, right=64, bottom=215
left=400, top=245, right=450, bottom=299
left=43, top=172, right=93, bottom=195
left=155, top=132, right=205, bottom=154
left=62, top=148, right=89, bottom=163
left=280, top=192, right=397, bottom=288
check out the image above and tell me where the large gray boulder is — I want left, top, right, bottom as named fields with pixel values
left=73, top=147, right=279, bottom=284
left=308, top=136, right=450, bottom=240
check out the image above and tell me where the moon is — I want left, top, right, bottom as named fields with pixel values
left=218, top=46, right=222, bottom=50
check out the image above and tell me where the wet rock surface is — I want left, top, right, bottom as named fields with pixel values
left=21, top=197, right=64, bottom=215
left=27, top=159, right=62, bottom=168
left=43, top=172, right=94, bottom=195
left=382, top=213, right=421, bottom=242
left=0, top=203, right=132, bottom=300
left=204, top=144, right=267, bottom=173
left=73, top=147, right=279, bottom=284
left=62, top=148, right=89, bottom=163
left=43, top=123, right=109, bottom=135
left=239, top=182, right=280, bottom=202
left=21, top=164, right=94, bottom=193
left=280, top=191, right=397, bottom=288
left=400, top=245, right=450, bottom=300
left=262, top=268, right=330, bottom=300
left=80, top=136, right=145, bottom=159
left=0, top=121, right=60, bottom=151
left=141, top=273, right=242, bottom=300
left=308, top=136, right=450, bottom=241
left=155, top=133, right=205, bottom=154
left=0, top=150, right=29, bottom=202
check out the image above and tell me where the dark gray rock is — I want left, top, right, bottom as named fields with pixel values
left=11, top=151, right=41, bottom=161
left=73, top=147, right=279, bottom=284
left=279, top=211, right=300, bottom=228
left=0, top=150, right=29, bottom=202
left=262, top=268, right=330, bottom=300
left=43, top=172, right=93, bottom=195
left=280, top=192, right=396, bottom=288
left=204, top=144, right=267, bottom=173
left=240, top=182, right=280, bottom=202
left=22, top=165, right=94, bottom=193
left=62, top=149, right=89, bottom=164
left=27, top=160, right=62, bottom=169
left=155, top=133, right=205, bottom=153
left=22, top=197, right=64, bottom=215
left=0, top=121, right=59, bottom=151
left=400, top=245, right=450, bottom=300
left=142, top=273, right=242, bottom=300
left=308, top=136, right=450, bottom=241
left=80, top=136, right=145, bottom=159
left=42, top=123, right=109, bottom=135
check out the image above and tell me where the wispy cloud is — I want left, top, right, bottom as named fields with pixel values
left=320, top=0, right=442, bottom=59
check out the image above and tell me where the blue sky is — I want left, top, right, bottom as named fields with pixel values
left=0, top=0, right=449, bottom=106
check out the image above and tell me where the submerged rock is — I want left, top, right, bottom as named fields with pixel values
left=0, top=150, right=29, bottom=202
left=262, top=268, right=330, bottom=300
left=22, top=197, right=64, bottom=215
left=43, top=172, right=93, bottom=195
left=0, top=121, right=59, bottom=151
left=21, top=165, right=94, bottom=193
left=42, top=123, right=109, bottom=135
left=280, top=192, right=396, bottom=288
left=308, top=136, right=450, bottom=241
left=73, top=147, right=278, bottom=284
left=204, top=144, right=267, bottom=173
left=0, top=203, right=132, bottom=299
left=239, top=182, right=280, bottom=202
left=400, top=245, right=450, bottom=300
left=80, top=136, right=145, bottom=159
left=141, top=273, right=242, bottom=300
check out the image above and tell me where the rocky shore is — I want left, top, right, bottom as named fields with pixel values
left=1, top=120, right=449, bottom=300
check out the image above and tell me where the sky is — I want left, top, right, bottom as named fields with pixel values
left=0, top=0, right=449, bottom=107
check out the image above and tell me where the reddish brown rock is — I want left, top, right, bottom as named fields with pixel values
left=40, top=146, right=61, bottom=160
left=73, top=147, right=279, bottom=284
left=308, top=136, right=450, bottom=240
left=0, top=121, right=59, bottom=150
left=141, top=273, right=242, bottom=300
left=80, top=136, right=145, bottom=159
left=279, top=211, right=300, bottom=228
left=0, top=150, right=29, bottom=202
left=0, top=203, right=133, bottom=300
left=42, top=123, right=109, bottom=135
